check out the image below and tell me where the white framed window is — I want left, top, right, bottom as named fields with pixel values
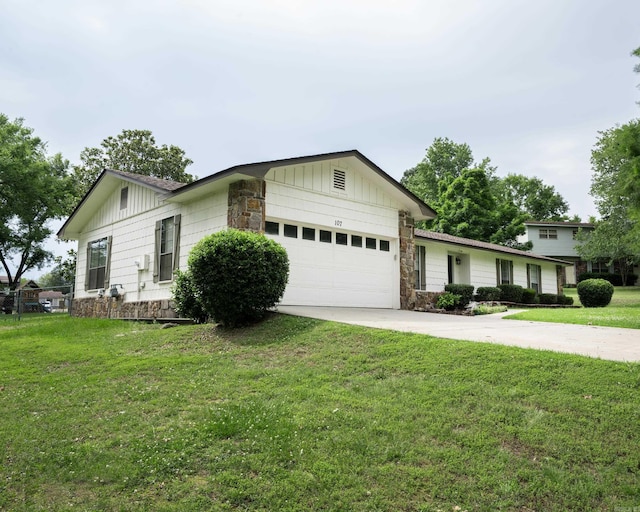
left=588, top=260, right=611, bottom=273
left=85, top=236, right=112, bottom=290
left=154, top=215, right=181, bottom=283
left=527, top=263, right=541, bottom=293
left=415, top=245, right=426, bottom=290
left=496, top=259, right=513, bottom=285
left=539, top=228, right=558, bottom=239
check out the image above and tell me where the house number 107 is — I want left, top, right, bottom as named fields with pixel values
left=334, top=220, right=343, bottom=227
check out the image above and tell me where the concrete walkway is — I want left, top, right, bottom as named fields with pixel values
left=277, top=306, right=640, bottom=362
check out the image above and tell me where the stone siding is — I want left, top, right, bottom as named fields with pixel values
left=227, top=179, right=266, bottom=232
left=399, top=211, right=416, bottom=310
left=72, top=297, right=177, bottom=320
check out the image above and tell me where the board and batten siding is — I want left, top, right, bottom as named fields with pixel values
left=75, top=183, right=228, bottom=303
left=265, top=160, right=402, bottom=239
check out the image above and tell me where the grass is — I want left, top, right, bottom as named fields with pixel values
left=504, top=286, right=640, bottom=329
left=1, top=314, right=640, bottom=511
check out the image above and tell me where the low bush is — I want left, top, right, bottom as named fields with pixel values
left=521, top=288, right=537, bottom=304
left=577, top=278, right=614, bottom=308
left=558, top=294, right=574, bottom=306
left=475, top=286, right=501, bottom=301
left=172, top=270, right=209, bottom=323
left=538, top=293, right=558, bottom=305
left=185, top=229, right=289, bottom=327
left=444, top=284, right=474, bottom=307
left=436, top=292, right=461, bottom=311
left=497, top=284, right=524, bottom=303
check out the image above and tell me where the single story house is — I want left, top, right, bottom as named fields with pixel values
left=58, top=150, right=569, bottom=319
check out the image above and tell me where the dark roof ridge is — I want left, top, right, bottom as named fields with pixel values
left=105, top=169, right=187, bottom=192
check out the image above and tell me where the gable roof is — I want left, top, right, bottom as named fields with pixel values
left=415, top=229, right=571, bottom=265
left=59, top=150, right=437, bottom=240
left=167, top=150, right=436, bottom=220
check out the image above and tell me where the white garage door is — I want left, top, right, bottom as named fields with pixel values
left=266, top=222, right=396, bottom=308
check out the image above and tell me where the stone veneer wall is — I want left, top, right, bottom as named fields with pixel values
left=399, top=211, right=416, bottom=310
left=227, top=179, right=266, bottom=232
left=72, top=297, right=178, bottom=320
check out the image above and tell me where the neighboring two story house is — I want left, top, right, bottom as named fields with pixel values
left=519, top=221, right=595, bottom=285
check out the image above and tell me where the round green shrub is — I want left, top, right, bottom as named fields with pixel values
left=497, top=284, right=524, bottom=303
left=187, top=229, right=289, bottom=327
left=436, top=292, right=461, bottom=311
left=171, top=269, right=209, bottom=323
left=444, top=284, right=474, bottom=307
left=475, top=286, right=501, bottom=301
left=521, top=288, right=537, bottom=304
left=577, top=278, right=614, bottom=308
left=559, top=294, right=574, bottom=306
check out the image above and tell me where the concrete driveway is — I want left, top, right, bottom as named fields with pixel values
left=277, top=306, right=640, bottom=362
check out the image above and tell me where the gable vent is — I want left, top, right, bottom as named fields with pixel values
left=333, top=169, right=346, bottom=191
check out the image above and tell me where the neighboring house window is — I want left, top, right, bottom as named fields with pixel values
left=120, top=187, right=128, bottom=210
left=588, top=260, right=611, bottom=273
left=85, top=236, right=112, bottom=291
left=496, top=259, right=513, bottom=285
left=415, top=245, right=426, bottom=290
left=539, top=229, right=558, bottom=239
left=527, top=263, right=541, bottom=293
left=572, top=229, right=579, bottom=240
left=154, top=215, right=181, bottom=283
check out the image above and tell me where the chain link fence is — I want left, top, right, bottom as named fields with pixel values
left=0, top=285, right=74, bottom=320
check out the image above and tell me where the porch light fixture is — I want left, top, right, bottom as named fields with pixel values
left=455, top=257, right=462, bottom=265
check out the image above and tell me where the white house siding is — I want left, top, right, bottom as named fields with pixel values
left=265, top=164, right=402, bottom=308
left=419, top=241, right=561, bottom=295
left=520, top=225, right=586, bottom=258
left=75, top=182, right=229, bottom=304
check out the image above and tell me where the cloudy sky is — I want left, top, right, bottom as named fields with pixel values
left=2, top=0, right=639, bottom=278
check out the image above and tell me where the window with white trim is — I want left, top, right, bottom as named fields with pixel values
left=496, top=259, right=513, bottom=285
left=539, top=228, right=558, bottom=239
left=527, top=263, right=541, bottom=293
left=85, top=237, right=112, bottom=290
left=154, top=215, right=181, bottom=282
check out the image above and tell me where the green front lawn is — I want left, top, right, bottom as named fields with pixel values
left=504, top=286, right=640, bottom=329
left=1, top=314, right=640, bottom=511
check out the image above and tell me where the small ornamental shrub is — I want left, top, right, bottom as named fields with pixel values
left=521, top=288, right=537, bottom=304
left=537, top=293, right=559, bottom=305
left=186, top=229, right=289, bottom=327
left=172, top=269, right=209, bottom=323
left=577, top=278, right=614, bottom=308
left=497, top=284, right=524, bottom=303
left=475, top=287, right=502, bottom=301
left=444, top=284, right=474, bottom=307
left=558, top=294, right=574, bottom=306
left=436, top=292, right=461, bottom=311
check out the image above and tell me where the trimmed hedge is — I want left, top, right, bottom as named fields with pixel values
left=497, top=284, right=524, bottom=303
left=577, top=278, right=614, bottom=308
left=475, top=287, right=502, bottom=301
left=444, top=284, right=474, bottom=307
left=577, top=272, right=638, bottom=286
left=538, top=293, right=558, bottom=305
left=521, top=288, right=537, bottom=304
left=172, top=270, right=209, bottom=323
left=559, top=294, right=574, bottom=306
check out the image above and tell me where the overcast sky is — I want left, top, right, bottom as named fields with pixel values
left=2, top=0, right=639, bottom=279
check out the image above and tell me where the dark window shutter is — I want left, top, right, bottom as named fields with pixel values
left=153, top=220, right=161, bottom=283
left=172, top=215, right=181, bottom=274
left=84, top=243, right=91, bottom=291
left=103, top=236, right=113, bottom=289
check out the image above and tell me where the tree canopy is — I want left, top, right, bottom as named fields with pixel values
left=402, top=138, right=569, bottom=248
left=0, top=115, right=77, bottom=290
left=73, top=129, right=195, bottom=196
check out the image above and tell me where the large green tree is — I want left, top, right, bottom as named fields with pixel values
left=73, top=129, right=195, bottom=196
left=496, top=173, right=569, bottom=221
left=402, top=138, right=566, bottom=248
left=0, top=115, right=77, bottom=290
